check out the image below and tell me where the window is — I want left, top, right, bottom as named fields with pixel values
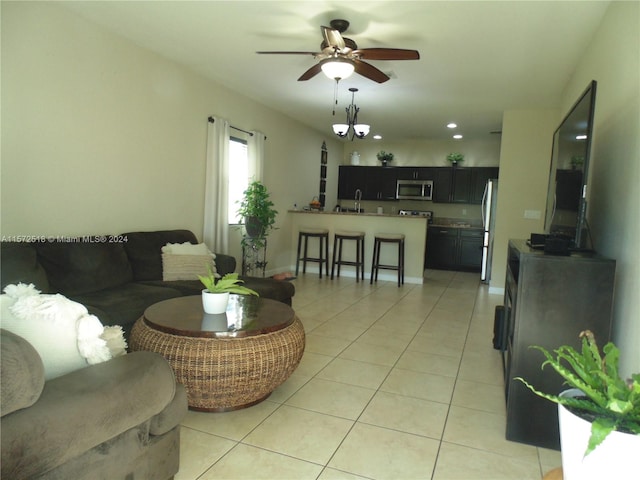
left=228, top=137, right=248, bottom=224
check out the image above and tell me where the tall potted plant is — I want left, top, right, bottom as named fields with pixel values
left=516, top=331, right=639, bottom=479
left=237, top=180, right=278, bottom=242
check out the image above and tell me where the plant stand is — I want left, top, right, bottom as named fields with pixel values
left=242, top=236, right=267, bottom=277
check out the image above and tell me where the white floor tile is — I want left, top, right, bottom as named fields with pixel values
left=178, top=272, right=556, bottom=479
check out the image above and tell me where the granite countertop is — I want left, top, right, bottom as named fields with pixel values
left=288, top=209, right=425, bottom=218
left=430, top=217, right=483, bottom=229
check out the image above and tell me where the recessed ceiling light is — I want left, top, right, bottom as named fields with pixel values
left=373, top=134, right=382, bottom=140
left=447, top=123, right=457, bottom=129
left=453, top=134, right=463, bottom=139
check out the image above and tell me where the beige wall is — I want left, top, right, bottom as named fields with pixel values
left=490, top=109, right=559, bottom=293
left=562, top=1, right=639, bottom=376
left=1, top=2, right=342, bottom=271
left=340, top=138, right=501, bottom=168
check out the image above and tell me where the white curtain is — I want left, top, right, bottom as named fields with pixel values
left=247, top=130, right=265, bottom=181
left=203, top=117, right=230, bottom=253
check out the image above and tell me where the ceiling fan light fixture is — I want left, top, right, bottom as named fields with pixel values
left=320, top=58, right=355, bottom=80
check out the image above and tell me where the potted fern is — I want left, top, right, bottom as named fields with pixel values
left=516, top=331, right=639, bottom=479
left=198, top=268, right=258, bottom=314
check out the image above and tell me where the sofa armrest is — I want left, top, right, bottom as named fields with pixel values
left=0, top=329, right=45, bottom=416
left=214, top=253, right=236, bottom=275
left=1, top=351, right=180, bottom=479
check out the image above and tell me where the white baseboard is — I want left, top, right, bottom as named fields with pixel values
left=488, top=286, right=505, bottom=296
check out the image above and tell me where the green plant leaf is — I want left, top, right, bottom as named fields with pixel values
left=199, top=271, right=259, bottom=296
left=586, top=416, right=616, bottom=456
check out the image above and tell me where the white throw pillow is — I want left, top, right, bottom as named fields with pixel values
left=161, top=242, right=212, bottom=256
left=161, top=242, right=218, bottom=281
left=1, top=284, right=127, bottom=380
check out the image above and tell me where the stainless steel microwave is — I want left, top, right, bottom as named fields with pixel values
left=396, top=179, right=433, bottom=200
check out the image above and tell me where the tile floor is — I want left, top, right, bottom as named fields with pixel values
left=176, top=270, right=561, bottom=480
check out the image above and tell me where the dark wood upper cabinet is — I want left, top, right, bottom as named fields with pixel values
left=433, top=166, right=499, bottom=204
left=396, top=167, right=436, bottom=181
left=338, top=165, right=498, bottom=204
left=337, top=166, right=397, bottom=201
left=471, top=167, right=500, bottom=204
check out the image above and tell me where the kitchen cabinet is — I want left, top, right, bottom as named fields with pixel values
left=458, top=229, right=483, bottom=269
left=433, top=166, right=499, bottom=204
left=471, top=167, right=499, bottom=204
left=433, top=168, right=453, bottom=203
left=503, top=240, right=615, bottom=449
left=338, top=166, right=367, bottom=200
left=339, top=165, right=498, bottom=204
left=425, top=226, right=483, bottom=271
left=396, top=167, right=436, bottom=180
left=451, top=167, right=473, bottom=203
left=337, top=166, right=397, bottom=201
left=364, top=166, right=397, bottom=200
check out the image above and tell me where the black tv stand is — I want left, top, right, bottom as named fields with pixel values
left=503, top=239, right=615, bottom=449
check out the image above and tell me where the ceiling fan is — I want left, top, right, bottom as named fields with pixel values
left=256, top=19, right=420, bottom=83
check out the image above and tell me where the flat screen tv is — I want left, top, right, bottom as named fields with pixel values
left=544, top=80, right=597, bottom=250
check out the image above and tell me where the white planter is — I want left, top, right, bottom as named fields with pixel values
left=558, top=388, right=640, bottom=480
left=201, top=290, right=229, bottom=314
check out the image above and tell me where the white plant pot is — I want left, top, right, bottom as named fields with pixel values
left=558, top=388, right=640, bottom=480
left=201, top=290, right=229, bottom=314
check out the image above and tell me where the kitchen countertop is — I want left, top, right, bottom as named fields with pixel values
left=288, top=209, right=426, bottom=219
left=430, top=223, right=482, bottom=229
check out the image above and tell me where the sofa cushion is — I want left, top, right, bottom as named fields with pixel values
left=238, top=276, right=295, bottom=305
left=70, top=283, right=183, bottom=330
left=162, top=253, right=217, bottom=281
left=122, top=230, right=199, bottom=281
left=0, top=242, right=50, bottom=293
left=0, top=329, right=45, bottom=417
left=35, top=240, right=133, bottom=296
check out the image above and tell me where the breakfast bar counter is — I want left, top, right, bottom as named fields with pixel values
left=289, top=210, right=428, bottom=283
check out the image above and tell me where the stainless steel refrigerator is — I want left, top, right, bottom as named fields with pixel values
left=481, top=178, right=498, bottom=282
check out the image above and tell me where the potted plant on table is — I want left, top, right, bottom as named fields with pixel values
left=198, top=267, right=258, bottom=314
left=237, top=180, right=278, bottom=248
left=515, top=330, right=639, bottom=480
left=376, top=150, right=394, bottom=167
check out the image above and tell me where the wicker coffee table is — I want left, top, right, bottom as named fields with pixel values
left=129, top=295, right=305, bottom=412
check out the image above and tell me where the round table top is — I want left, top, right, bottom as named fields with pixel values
left=143, top=295, right=295, bottom=338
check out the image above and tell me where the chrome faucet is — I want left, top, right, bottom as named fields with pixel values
left=354, top=189, right=362, bottom=213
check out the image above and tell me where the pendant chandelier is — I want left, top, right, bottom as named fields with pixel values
left=332, top=87, right=370, bottom=141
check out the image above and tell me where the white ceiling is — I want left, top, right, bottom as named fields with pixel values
left=61, top=1, right=610, bottom=142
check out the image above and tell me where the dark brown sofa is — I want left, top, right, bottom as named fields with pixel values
left=1, top=229, right=295, bottom=340
left=0, top=328, right=187, bottom=479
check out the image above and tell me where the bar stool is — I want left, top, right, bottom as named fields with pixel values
left=370, top=233, right=405, bottom=287
left=295, top=228, right=330, bottom=278
left=331, top=230, right=365, bottom=281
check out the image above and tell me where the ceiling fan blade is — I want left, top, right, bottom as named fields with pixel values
left=321, top=26, right=346, bottom=51
left=353, top=48, right=420, bottom=61
left=298, top=63, right=323, bottom=81
left=353, top=59, right=390, bottom=83
left=256, top=51, right=318, bottom=56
